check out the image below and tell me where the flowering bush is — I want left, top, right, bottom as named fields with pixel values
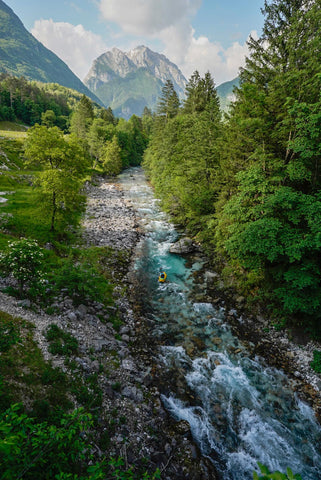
left=0, top=239, right=45, bottom=296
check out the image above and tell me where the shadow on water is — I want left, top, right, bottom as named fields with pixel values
left=119, top=167, right=321, bottom=480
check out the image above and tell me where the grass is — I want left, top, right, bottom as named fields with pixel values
left=0, top=136, right=25, bottom=170
left=0, top=121, right=28, bottom=132
left=45, top=324, right=79, bottom=356
left=0, top=122, right=28, bottom=142
left=0, top=126, right=126, bottom=426
left=0, top=311, right=72, bottom=416
left=0, top=130, right=27, bottom=140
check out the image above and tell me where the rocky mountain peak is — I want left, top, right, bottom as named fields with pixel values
left=84, top=45, right=187, bottom=118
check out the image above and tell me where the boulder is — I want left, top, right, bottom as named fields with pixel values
left=169, top=237, right=195, bottom=254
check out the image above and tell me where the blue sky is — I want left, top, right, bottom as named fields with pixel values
left=4, top=0, right=265, bottom=85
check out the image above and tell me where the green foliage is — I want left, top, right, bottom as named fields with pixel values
left=0, top=314, right=20, bottom=353
left=48, top=256, right=113, bottom=306
left=208, top=0, right=321, bottom=331
left=69, top=95, right=94, bottom=140
left=143, top=70, right=221, bottom=235
left=24, top=125, right=88, bottom=232
left=253, top=463, right=302, bottom=480
left=0, top=311, right=73, bottom=414
left=0, top=75, right=72, bottom=127
left=45, top=324, right=79, bottom=356
left=157, top=79, right=180, bottom=120
left=0, top=238, right=45, bottom=296
left=183, top=70, right=220, bottom=115
left=0, top=404, right=105, bottom=480
left=310, top=350, right=321, bottom=373
left=102, top=136, right=123, bottom=175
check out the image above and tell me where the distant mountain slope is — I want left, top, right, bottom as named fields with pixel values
left=217, top=77, right=240, bottom=111
left=0, top=0, right=101, bottom=105
left=84, top=46, right=187, bottom=118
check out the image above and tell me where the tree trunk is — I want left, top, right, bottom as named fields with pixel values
left=50, top=191, right=56, bottom=231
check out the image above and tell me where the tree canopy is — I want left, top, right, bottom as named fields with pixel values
left=143, top=0, right=321, bottom=334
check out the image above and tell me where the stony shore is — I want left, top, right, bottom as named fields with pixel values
left=1, top=175, right=321, bottom=478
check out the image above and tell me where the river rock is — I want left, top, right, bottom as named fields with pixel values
left=169, top=237, right=195, bottom=254
left=122, top=385, right=144, bottom=403
left=174, top=419, right=191, bottom=435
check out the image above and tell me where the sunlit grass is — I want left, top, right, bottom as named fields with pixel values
left=0, top=130, right=27, bottom=140
left=0, top=121, right=28, bottom=132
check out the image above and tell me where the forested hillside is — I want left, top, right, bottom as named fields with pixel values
left=0, top=0, right=101, bottom=104
left=143, top=0, right=321, bottom=337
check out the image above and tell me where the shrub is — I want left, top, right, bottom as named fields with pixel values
left=310, top=350, right=321, bottom=373
left=49, top=257, right=112, bottom=306
left=45, top=324, right=78, bottom=356
left=0, top=238, right=45, bottom=296
left=0, top=404, right=106, bottom=480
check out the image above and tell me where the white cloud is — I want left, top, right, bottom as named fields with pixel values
left=161, top=25, right=256, bottom=85
left=98, top=0, right=201, bottom=35
left=31, top=19, right=108, bottom=80
left=98, top=0, right=256, bottom=84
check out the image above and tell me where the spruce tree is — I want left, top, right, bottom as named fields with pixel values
left=156, top=80, right=180, bottom=120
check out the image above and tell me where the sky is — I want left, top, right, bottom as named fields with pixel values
left=4, top=0, right=265, bottom=85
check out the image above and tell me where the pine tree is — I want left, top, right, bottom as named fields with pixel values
left=183, top=71, right=220, bottom=114
left=156, top=80, right=180, bottom=120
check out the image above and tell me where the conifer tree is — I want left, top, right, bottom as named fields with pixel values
left=156, top=80, right=180, bottom=120
left=183, top=70, right=220, bottom=114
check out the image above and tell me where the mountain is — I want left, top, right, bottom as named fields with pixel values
left=0, top=0, right=101, bottom=104
left=84, top=46, right=187, bottom=119
left=217, top=77, right=240, bottom=111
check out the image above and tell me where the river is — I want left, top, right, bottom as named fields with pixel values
left=119, top=167, right=321, bottom=480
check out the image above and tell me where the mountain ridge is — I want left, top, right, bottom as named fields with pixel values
left=0, top=0, right=101, bottom=105
left=84, top=45, right=187, bottom=118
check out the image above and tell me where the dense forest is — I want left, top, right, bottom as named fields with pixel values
left=143, top=0, right=321, bottom=338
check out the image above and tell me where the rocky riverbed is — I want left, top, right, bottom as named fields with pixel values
left=0, top=177, right=217, bottom=479
left=1, top=175, right=321, bottom=479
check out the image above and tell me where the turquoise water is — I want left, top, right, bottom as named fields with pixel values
left=119, top=168, right=321, bottom=480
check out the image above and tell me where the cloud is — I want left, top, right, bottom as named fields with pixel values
left=98, top=0, right=201, bottom=35
left=98, top=0, right=256, bottom=84
left=31, top=19, right=108, bottom=80
left=160, top=25, right=257, bottom=84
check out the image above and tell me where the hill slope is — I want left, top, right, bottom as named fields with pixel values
left=217, top=77, right=240, bottom=111
left=84, top=46, right=187, bottom=118
left=0, top=0, right=101, bottom=104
